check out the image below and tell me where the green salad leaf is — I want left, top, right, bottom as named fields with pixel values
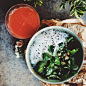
left=46, top=68, right=53, bottom=76
left=66, top=37, right=73, bottom=42
left=42, top=53, right=50, bottom=61
left=48, top=45, right=55, bottom=55
left=71, top=64, right=79, bottom=70
left=55, top=57, right=60, bottom=65
left=34, top=61, right=47, bottom=74
left=67, top=48, right=79, bottom=55
left=34, top=36, right=79, bottom=80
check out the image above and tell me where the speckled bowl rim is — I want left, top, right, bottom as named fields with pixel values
left=25, top=26, right=84, bottom=84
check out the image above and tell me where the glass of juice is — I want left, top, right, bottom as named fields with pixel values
left=5, top=4, right=40, bottom=39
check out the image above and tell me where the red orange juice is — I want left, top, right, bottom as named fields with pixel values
left=5, top=4, right=40, bottom=39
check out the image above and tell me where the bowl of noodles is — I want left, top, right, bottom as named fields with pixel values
left=26, top=26, right=84, bottom=84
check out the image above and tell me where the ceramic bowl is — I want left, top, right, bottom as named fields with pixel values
left=26, top=26, right=84, bottom=84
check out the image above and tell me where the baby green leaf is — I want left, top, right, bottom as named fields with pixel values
left=42, top=53, right=50, bottom=61
left=68, top=60, right=71, bottom=65
left=54, top=66, right=59, bottom=70
left=53, top=72, right=57, bottom=75
left=35, top=61, right=47, bottom=73
left=55, top=58, right=60, bottom=65
left=67, top=48, right=79, bottom=55
left=50, top=63, right=54, bottom=68
left=70, top=57, right=75, bottom=64
left=73, top=71, right=78, bottom=76
left=64, top=66, right=69, bottom=69
left=48, top=62, right=54, bottom=68
left=48, top=75, right=61, bottom=79
left=71, top=48, right=79, bottom=54
left=71, top=64, right=79, bottom=70
left=58, top=42, right=63, bottom=47
left=46, top=68, right=53, bottom=76
left=64, top=71, right=70, bottom=78
left=66, top=37, right=73, bottom=42
left=48, top=45, right=55, bottom=55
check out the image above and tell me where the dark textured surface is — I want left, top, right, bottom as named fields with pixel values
left=0, top=0, right=86, bottom=86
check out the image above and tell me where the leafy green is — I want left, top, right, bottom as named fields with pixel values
left=25, top=0, right=86, bottom=17
left=55, top=58, right=60, bottom=65
left=34, top=36, right=79, bottom=80
left=24, top=0, right=43, bottom=7
left=46, top=68, right=53, bottom=76
left=73, top=71, right=78, bottom=76
left=67, top=48, right=79, bottom=55
left=60, top=0, right=86, bottom=18
left=71, top=64, right=79, bottom=70
left=66, top=37, right=73, bottom=42
left=64, top=71, right=70, bottom=78
left=42, top=53, right=50, bottom=61
left=70, top=57, right=75, bottom=64
left=48, top=45, right=55, bottom=55
left=47, top=75, right=61, bottom=80
left=34, top=61, right=47, bottom=74
left=50, top=63, right=54, bottom=68
left=58, top=42, right=63, bottom=47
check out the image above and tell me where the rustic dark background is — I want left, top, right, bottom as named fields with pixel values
left=0, top=0, right=86, bottom=86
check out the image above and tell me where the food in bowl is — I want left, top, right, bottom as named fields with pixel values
left=5, top=4, right=40, bottom=39
left=26, top=26, right=84, bottom=84
left=34, top=39, right=79, bottom=80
